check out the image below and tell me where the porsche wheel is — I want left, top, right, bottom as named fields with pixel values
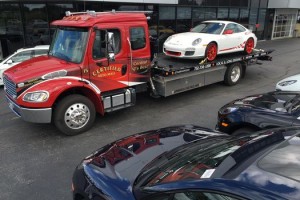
left=224, top=62, right=242, bottom=86
left=205, top=42, right=217, bottom=61
left=54, top=95, right=96, bottom=136
left=244, top=38, right=254, bottom=54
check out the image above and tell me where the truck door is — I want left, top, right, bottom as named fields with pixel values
left=126, top=25, right=151, bottom=87
left=87, top=26, right=129, bottom=92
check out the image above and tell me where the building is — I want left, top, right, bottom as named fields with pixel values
left=0, top=0, right=299, bottom=59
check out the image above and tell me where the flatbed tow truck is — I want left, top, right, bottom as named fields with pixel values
left=3, top=10, right=273, bottom=135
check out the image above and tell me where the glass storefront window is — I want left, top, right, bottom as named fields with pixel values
left=177, top=7, right=192, bottom=33
left=217, top=8, right=228, bottom=20
left=273, top=14, right=295, bottom=39
left=177, top=7, right=191, bottom=20
left=159, top=6, right=175, bottom=20
left=256, top=9, right=266, bottom=39
left=23, top=4, right=48, bottom=46
left=229, top=8, right=239, bottom=21
left=240, top=8, right=250, bottom=24
left=48, top=3, right=75, bottom=22
left=0, top=3, right=24, bottom=58
left=205, top=8, right=217, bottom=20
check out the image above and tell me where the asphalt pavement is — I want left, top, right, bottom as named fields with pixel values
left=1, top=38, right=300, bottom=199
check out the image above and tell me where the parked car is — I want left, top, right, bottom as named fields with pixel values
left=0, top=45, right=49, bottom=86
left=276, top=74, right=300, bottom=91
left=72, top=125, right=300, bottom=200
left=217, top=91, right=300, bottom=135
left=163, top=20, right=257, bottom=61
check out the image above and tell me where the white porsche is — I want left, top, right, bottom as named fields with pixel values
left=163, top=20, right=257, bottom=61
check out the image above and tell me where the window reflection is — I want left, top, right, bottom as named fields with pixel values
left=23, top=4, right=48, bottom=46
left=217, top=8, right=228, bottom=20
left=205, top=8, right=217, bottom=20
left=0, top=4, right=23, bottom=58
left=229, top=8, right=239, bottom=21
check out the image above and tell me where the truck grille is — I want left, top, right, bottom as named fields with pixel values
left=3, top=75, right=17, bottom=98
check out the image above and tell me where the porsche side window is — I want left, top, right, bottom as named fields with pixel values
left=130, top=27, right=146, bottom=50
left=224, top=24, right=237, bottom=33
left=92, top=29, right=121, bottom=60
left=236, top=25, right=246, bottom=33
left=173, top=192, right=242, bottom=200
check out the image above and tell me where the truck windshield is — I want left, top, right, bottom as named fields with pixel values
left=49, top=27, right=88, bottom=63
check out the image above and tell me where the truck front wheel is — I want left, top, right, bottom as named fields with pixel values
left=54, top=95, right=96, bottom=136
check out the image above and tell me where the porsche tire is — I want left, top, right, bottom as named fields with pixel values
left=205, top=42, right=218, bottom=61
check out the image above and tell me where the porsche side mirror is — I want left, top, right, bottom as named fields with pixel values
left=6, top=59, right=13, bottom=64
left=223, top=29, right=234, bottom=35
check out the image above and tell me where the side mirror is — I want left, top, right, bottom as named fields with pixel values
left=223, top=29, right=234, bottom=35
left=6, top=59, right=13, bottom=64
left=106, top=31, right=115, bottom=61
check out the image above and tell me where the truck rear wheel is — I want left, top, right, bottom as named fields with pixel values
left=54, top=94, right=96, bottom=136
left=224, top=62, right=242, bottom=86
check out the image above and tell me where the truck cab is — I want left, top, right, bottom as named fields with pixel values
left=3, top=11, right=152, bottom=135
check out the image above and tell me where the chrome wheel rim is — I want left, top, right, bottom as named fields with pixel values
left=64, top=103, right=90, bottom=129
left=231, top=66, right=241, bottom=83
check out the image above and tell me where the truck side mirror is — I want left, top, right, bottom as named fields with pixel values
left=106, top=31, right=115, bottom=62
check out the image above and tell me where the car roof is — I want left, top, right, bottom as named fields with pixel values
left=203, top=20, right=238, bottom=24
left=16, top=45, right=50, bottom=53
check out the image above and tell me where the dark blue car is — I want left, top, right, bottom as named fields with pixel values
left=217, top=91, right=300, bottom=135
left=72, top=125, right=300, bottom=200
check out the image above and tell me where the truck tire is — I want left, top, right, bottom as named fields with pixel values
left=224, top=62, right=242, bottom=86
left=54, top=94, right=96, bottom=136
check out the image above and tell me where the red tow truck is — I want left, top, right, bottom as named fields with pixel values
left=3, top=11, right=272, bottom=135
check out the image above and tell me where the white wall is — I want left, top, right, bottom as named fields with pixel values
left=268, top=0, right=300, bottom=8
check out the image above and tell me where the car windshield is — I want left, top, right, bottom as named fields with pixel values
left=49, top=27, right=88, bottom=63
left=191, top=22, right=225, bottom=34
left=136, top=131, right=284, bottom=187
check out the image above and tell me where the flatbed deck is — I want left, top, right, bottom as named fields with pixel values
left=152, top=49, right=273, bottom=77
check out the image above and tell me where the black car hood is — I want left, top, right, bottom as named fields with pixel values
left=81, top=125, right=224, bottom=190
left=229, top=92, right=288, bottom=112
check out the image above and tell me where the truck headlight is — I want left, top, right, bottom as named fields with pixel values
left=192, top=38, right=202, bottom=46
left=23, top=91, right=49, bottom=102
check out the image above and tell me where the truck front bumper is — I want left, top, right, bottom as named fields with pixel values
left=6, top=96, right=52, bottom=123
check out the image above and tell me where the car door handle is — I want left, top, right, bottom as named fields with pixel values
left=121, top=65, right=127, bottom=76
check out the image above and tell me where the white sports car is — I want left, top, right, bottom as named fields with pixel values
left=276, top=74, right=300, bottom=91
left=0, top=45, right=49, bottom=86
left=163, top=20, right=257, bottom=61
